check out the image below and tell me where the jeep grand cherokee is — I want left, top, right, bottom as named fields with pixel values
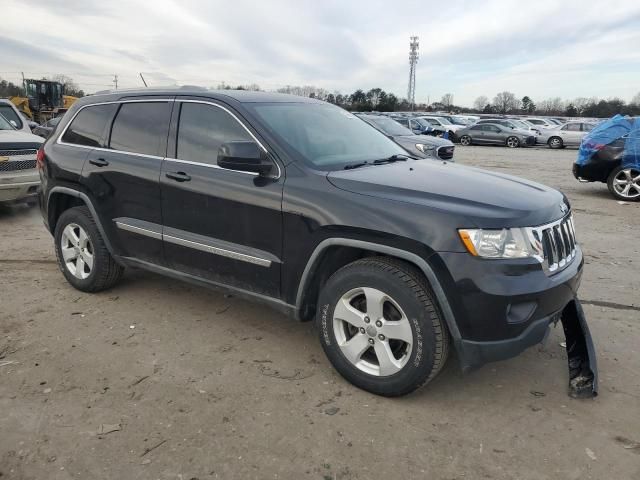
left=38, top=88, right=597, bottom=397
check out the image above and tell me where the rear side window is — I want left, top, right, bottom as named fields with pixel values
left=109, top=102, right=172, bottom=157
left=564, top=123, right=581, bottom=131
left=582, top=123, right=594, bottom=132
left=61, top=104, right=117, bottom=147
left=176, top=103, right=252, bottom=165
left=0, top=104, right=23, bottom=129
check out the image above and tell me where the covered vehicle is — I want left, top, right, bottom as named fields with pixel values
left=357, top=114, right=455, bottom=160
left=457, top=123, right=536, bottom=148
left=0, top=114, right=43, bottom=205
left=573, top=114, right=640, bottom=201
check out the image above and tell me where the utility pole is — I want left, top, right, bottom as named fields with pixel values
left=113, top=74, right=118, bottom=90
left=407, top=36, right=419, bottom=111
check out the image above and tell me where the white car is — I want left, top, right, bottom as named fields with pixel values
left=0, top=99, right=35, bottom=133
left=523, top=117, right=557, bottom=129
left=417, top=116, right=465, bottom=136
left=537, top=121, right=596, bottom=149
left=0, top=114, right=44, bottom=205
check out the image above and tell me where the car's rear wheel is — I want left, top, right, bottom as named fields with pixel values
left=506, top=136, right=520, bottom=148
left=460, top=135, right=472, bottom=146
left=607, top=166, right=640, bottom=201
left=54, top=206, right=124, bottom=292
left=316, top=257, right=449, bottom=397
left=548, top=136, right=563, bottom=149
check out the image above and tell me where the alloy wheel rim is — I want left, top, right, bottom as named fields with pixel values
left=333, top=287, right=413, bottom=377
left=550, top=138, right=561, bottom=147
left=613, top=168, right=640, bottom=199
left=461, top=136, right=470, bottom=146
left=507, top=137, right=518, bottom=148
left=60, top=223, right=94, bottom=279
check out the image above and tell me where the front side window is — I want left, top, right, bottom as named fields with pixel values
left=470, top=125, right=483, bottom=131
left=61, top=103, right=118, bottom=147
left=109, top=102, right=172, bottom=156
left=582, top=123, right=594, bottom=132
left=0, top=105, right=22, bottom=129
left=176, top=103, right=253, bottom=165
left=250, top=103, right=406, bottom=170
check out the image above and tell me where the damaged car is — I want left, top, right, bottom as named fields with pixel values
left=39, top=88, right=597, bottom=397
left=573, top=114, right=640, bottom=201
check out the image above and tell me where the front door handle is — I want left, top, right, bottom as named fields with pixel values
left=89, top=158, right=109, bottom=167
left=165, top=171, right=191, bottom=182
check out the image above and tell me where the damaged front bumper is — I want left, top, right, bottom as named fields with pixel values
left=457, top=298, right=598, bottom=398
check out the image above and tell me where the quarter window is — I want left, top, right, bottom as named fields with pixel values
left=109, top=102, right=171, bottom=156
left=61, top=104, right=118, bottom=147
left=176, top=103, right=253, bottom=165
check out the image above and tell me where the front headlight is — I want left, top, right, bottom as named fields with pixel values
left=458, top=228, right=542, bottom=259
left=415, top=143, right=435, bottom=154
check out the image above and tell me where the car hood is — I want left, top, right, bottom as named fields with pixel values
left=0, top=130, right=44, bottom=149
left=327, top=160, right=568, bottom=228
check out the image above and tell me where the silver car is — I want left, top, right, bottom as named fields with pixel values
left=538, top=122, right=595, bottom=149
left=0, top=114, right=43, bottom=205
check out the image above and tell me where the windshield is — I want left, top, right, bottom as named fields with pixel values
left=0, top=114, right=16, bottom=131
left=250, top=103, right=407, bottom=169
left=365, top=116, right=413, bottom=136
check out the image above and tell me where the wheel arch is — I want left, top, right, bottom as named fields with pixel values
left=47, top=186, right=121, bottom=263
left=295, top=238, right=463, bottom=354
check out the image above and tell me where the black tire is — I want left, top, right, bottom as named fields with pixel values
left=316, top=257, right=450, bottom=397
left=506, top=136, right=520, bottom=148
left=607, top=166, right=640, bottom=202
left=548, top=136, right=563, bottom=149
left=54, top=206, right=124, bottom=292
left=460, top=135, right=472, bottom=146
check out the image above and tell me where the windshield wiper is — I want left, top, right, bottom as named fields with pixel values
left=373, top=154, right=411, bottom=164
left=343, top=154, right=412, bottom=170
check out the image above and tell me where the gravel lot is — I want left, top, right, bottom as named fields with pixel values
left=1, top=145, right=639, bottom=480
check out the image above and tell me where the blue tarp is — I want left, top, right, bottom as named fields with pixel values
left=577, top=114, right=640, bottom=168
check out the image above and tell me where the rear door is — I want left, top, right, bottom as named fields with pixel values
left=82, top=99, right=173, bottom=264
left=160, top=99, right=283, bottom=297
left=484, top=125, right=504, bottom=144
left=560, top=123, right=582, bottom=145
left=469, top=125, right=487, bottom=143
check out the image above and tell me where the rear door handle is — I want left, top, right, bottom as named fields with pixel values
left=89, top=158, right=109, bottom=167
left=165, top=171, right=191, bottom=182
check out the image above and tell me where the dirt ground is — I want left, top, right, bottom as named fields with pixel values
left=1, top=145, right=639, bottom=480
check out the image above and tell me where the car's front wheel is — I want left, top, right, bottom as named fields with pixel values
left=316, top=257, right=449, bottom=397
left=54, top=206, right=124, bottom=292
left=548, top=136, right=563, bottom=149
left=460, top=135, right=472, bottom=146
left=607, top=166, right=640, bottom=201
left=506, top=136, right=520, bottom=148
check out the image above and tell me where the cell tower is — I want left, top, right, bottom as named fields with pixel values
left=407, top=36, right=419, bottom=110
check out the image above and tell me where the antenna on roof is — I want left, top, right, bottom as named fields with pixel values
left=139, top=73, right=148, bottom=87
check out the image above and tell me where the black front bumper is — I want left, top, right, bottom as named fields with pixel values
left=437, top=248, right=597, bottom=397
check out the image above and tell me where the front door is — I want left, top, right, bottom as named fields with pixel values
left=81, top=99, right=173, bottom=264
left=160, top=99, right=284, bottom=297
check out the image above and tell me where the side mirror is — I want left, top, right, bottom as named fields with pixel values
left=217, top=141, right=273, bottom=176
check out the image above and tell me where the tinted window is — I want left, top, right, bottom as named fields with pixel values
left=62, top=104, right=117, bottom=147
left=176, top=103, right=253, bottom=165
left=0, top=104, right=22, bottom=129
left=567, top=123, right=581, bottom=131
left=470, top=125, right=483, bottom=131
left=528, top=119, right=544, bottom=125
left=109, top=102, right=171, bottom=156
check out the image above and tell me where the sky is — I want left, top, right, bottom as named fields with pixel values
left=2, top=0, right=640, bottom=106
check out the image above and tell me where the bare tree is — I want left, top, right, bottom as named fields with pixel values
left=631, top=92, right=640, bottom=106
left=492, top=91, right=519, bottom=114
left=473, top=95, right=489, bottom=111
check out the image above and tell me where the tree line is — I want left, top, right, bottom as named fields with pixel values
left=0, top=75, right=85, bottom=98
left=3, top=76, right=639, bottom=118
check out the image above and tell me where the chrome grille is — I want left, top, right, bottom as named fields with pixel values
left=0, top=159, right=37, bottom=172
left=528, top=214, right=577, bottom=274
left=0, top=149, right=38, bottom=157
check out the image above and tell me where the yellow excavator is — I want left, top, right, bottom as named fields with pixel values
left=9, top=79, right=78, bottom=124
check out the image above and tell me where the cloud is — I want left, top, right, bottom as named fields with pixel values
left=1, top=0, right=639, bottom=105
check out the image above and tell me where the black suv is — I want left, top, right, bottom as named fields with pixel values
left=38, top=88, right=596, bottom=397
